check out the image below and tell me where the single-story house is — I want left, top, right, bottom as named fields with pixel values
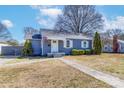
left=25, top=29, right=93, bottom=56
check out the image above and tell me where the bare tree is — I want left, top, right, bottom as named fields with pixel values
left=101, top=28, right=123, bottom=45
left=106, top=29, right=123, bottom=37
left=55, top=5, right=103, bottom=35
left=0, top=22, right=12, bottom=41
left=6, top=39, right=19, bottom=46
left=24, top=27, right=39, bottom=39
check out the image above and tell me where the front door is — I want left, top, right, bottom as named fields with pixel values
left=51, top=40, right=58, bottom=53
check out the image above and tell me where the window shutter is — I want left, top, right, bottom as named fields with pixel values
left=86, top=41, right=89, bottom=48
left=81, top=41, right=84, bottom=48
left=64, top=40, right=66, bottom=48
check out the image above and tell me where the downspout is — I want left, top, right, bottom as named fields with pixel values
left=41, top=35, right=44, bottom=56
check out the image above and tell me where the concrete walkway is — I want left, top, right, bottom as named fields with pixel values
left=59, top=58, right=124, bottom=88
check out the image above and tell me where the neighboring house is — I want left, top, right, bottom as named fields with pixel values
left=0, top=42, right=23, bottom=56
left=102, top=39, right=124, bottom=53
left=25, top=29, right=93, bottom=56
left=0, top=43, right=10, bottom=55
left=117, top=40, right=124, bottom=53
left=103, top=43, right=113, bottom=52
left=1, top=46, right=23, bottom=56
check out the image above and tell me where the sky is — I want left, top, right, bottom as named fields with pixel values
left=0, top=5, right=124, bottom=43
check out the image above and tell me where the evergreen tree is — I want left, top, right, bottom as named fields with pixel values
left=93, top=32, right=102, bottom=54
left=22, top=40, right=33, bottom=56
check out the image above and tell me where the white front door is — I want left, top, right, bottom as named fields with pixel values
left=51, top=40, right=58, bottom=53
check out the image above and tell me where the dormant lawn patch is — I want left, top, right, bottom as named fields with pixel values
left=0, top=60, right=110, bottom=88
left=64, top=53, right=124, bottom=79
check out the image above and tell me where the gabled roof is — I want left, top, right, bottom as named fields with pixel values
left=40, top=29, right=92, bottom=40
left=25, top=28, right=93, bottom=40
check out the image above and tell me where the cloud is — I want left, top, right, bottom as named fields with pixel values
left=31, top=5, right=55, bottom=10
left=1, top=20, right=13, bottom=28
left=31, top=5, right=62, bottom=28
left=40, top=8, right=62, bottom=18
left=103, top=16, right=124, bottom=30
left=36, top=16, right=56, bottom=28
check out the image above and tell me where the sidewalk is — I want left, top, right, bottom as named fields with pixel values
left=59, top=58, right=124, bottom=88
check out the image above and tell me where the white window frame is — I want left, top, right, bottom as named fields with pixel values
left=64, top=39, right=73, bottom=48
left=81, top=40, right=89, bottom=48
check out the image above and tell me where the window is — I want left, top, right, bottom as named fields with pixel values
left=66, top=40, right=70, bottom=47
left=104, top=46, right=108, bottom=50
left=64, top=40, right=73, bottom=48
left=81, top=41, right=89, bottom=48
left=53, top=40, right=56, bottom=43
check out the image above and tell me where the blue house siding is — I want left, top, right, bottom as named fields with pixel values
left=42, top=39, right=51, bottom=56
left=72, top=39, right=92, bottom=49
left=31, top=38, right=92, bottom=56
left=59, top=39, right=92, bottom=55
left=31, top=39, right=42, bottom=56
left=59, top=40, right=72, bottom=54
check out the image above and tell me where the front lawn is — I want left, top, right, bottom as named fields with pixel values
left=0, top=60, right=111, bottom=88
left=64, top=53, right=124, bottom=79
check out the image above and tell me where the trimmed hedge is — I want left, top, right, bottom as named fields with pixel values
left=85, top=50, right=91, bottom=55
left=85, top=49, right=95, bottom=55
left=71, top=49, right=94, bottom=55
left=71, top=49, right=85, bottom=55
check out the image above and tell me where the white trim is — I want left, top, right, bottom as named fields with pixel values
left=43, top=34, right=92, bottom=40
left=47, top=36, right=65, bottom=40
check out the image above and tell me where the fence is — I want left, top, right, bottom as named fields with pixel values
left=1, top=46, right=23, bottom=56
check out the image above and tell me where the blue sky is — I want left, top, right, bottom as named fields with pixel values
left=96, top=5, right=124, bottom=19
left=0, top=5, right=124, bottom=43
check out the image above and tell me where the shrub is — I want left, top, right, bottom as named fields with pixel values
left=86, top=49, right=95, bottom=55
left=71, top=49, right=94, bottom=55
left=85, top=50, right=90, bottom=55
left=90, top=49, right=95, bottom=54
left=71, top=49, right=85, bottom=55
left=22, top=40, right=33, bottom=56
